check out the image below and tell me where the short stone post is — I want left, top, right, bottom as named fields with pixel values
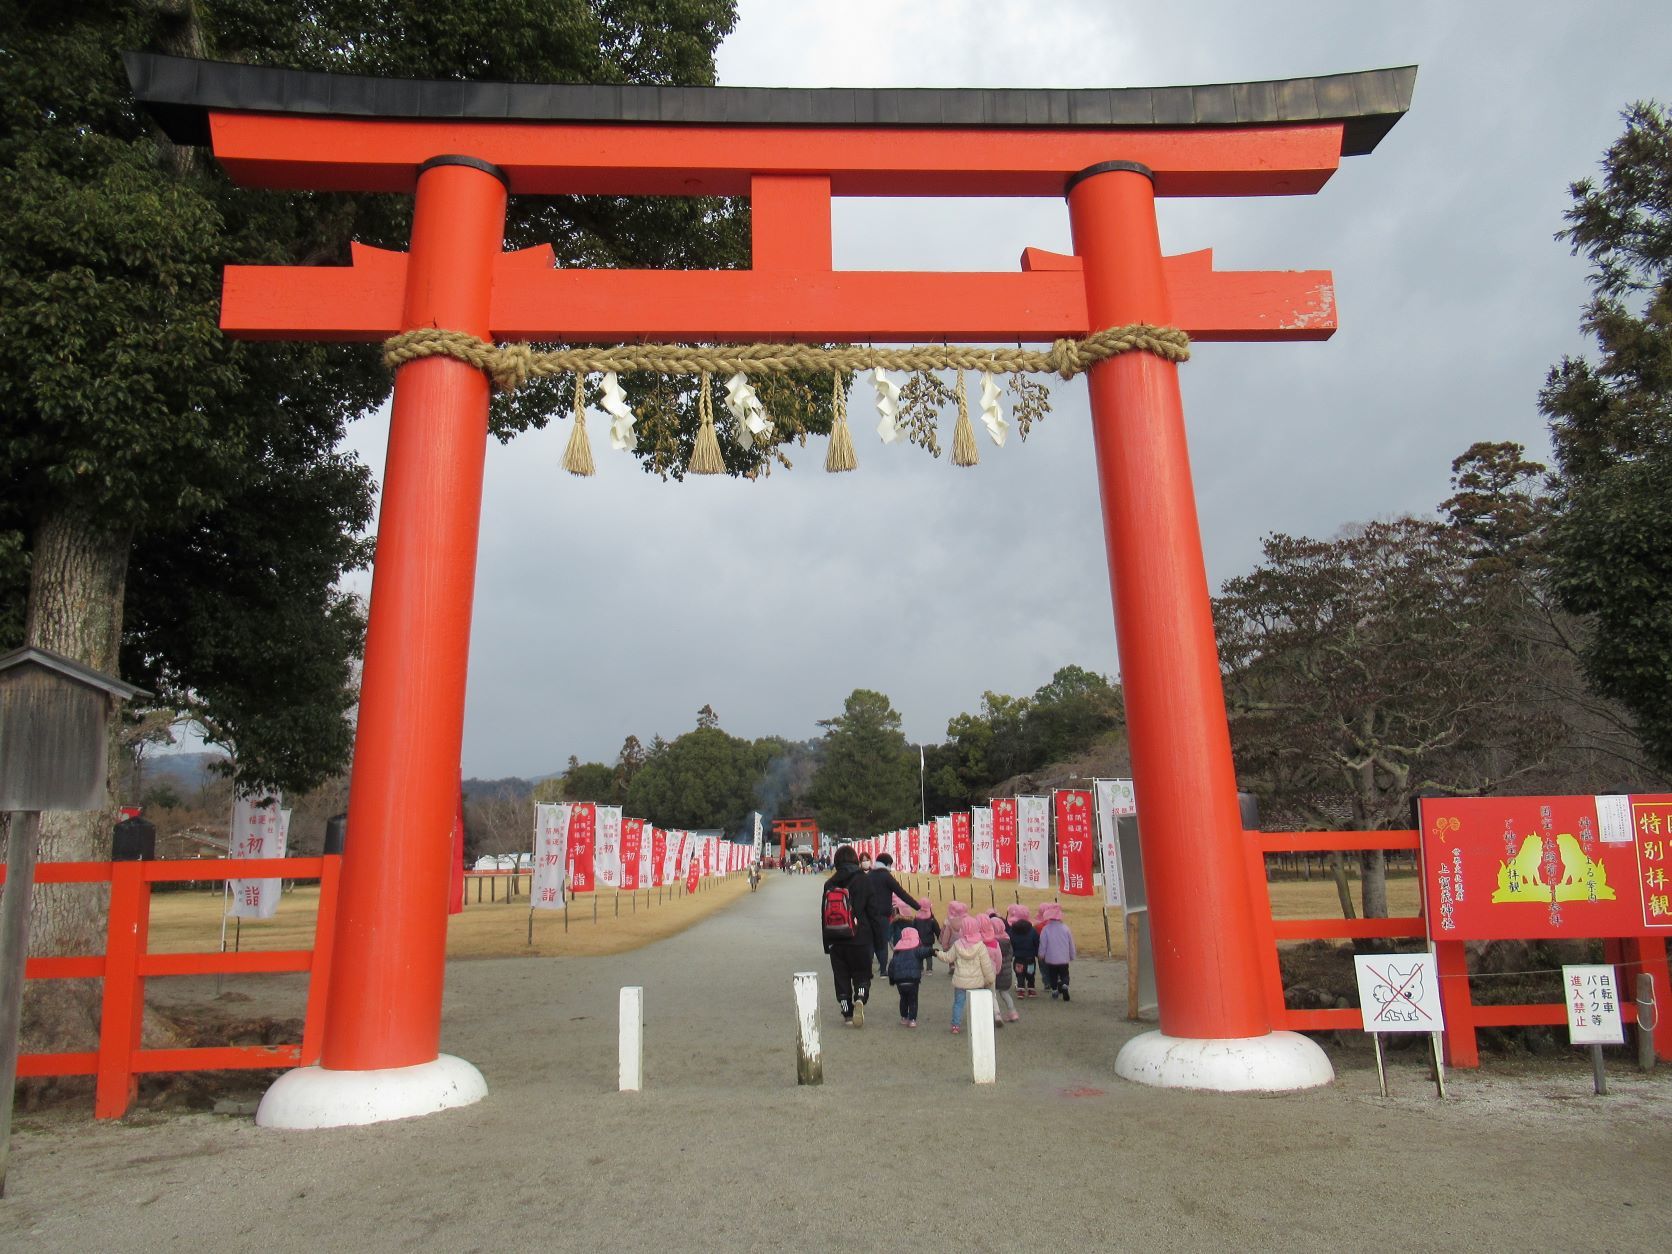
left=618, top=986, right=643, bottom=1092
left=969, top=989, right=997, bottom=1084
left=793, top=971, right=822, bottom=1086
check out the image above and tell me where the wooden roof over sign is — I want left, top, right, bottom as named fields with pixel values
left=124, top=52, right=1415, bottom=158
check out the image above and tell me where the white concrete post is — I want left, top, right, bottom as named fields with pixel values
left=619, top=986, right=643, bottom=1092
left=969, top=989, right=997, bottom=1084
left=793, top=971, right=823, bottom=1086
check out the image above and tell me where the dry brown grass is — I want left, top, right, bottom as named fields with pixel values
left=143, top=875, right=753, bottom=961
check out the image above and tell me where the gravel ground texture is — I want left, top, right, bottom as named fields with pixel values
left=4, top=873, right=1669, bottom=1253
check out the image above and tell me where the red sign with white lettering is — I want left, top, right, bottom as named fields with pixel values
left=952, top=812, right=972, bottom=878
left=1054, top=789, right=1095, bottom=896
left=620, top=818, right=643, bottom=891
left=1418, top=794, right=1672, bottom=941
left=566, top=802, right=596, bottom=894
left=992, top=798, right=1018, bottom=881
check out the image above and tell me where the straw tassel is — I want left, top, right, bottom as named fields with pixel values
left=688, top=371, right=726, bottom=475
left=825, top=373, right=857, bottom=473
left=564, top=376, right=596, bottom=477
left=951, top=369, right=979, bottom=467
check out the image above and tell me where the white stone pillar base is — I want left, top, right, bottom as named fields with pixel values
left=1115, top=1030, right=1334, bottom=1092
left=255, top=1054, right=487, bottom=1128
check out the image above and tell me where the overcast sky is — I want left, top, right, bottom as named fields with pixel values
left=326, top=0, right=1670, bottom=779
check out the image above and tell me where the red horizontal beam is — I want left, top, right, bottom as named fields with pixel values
left=1256, top=830, right=1421, bottom=853
left=140, top=950, right=314, bottom=977
left=1272, top=916, right=1426, bottom=940
left=17, top=1052, right=98, bottom=1078
left=222, top=245, right=1334, bottom=344
left=208, top=114, right=1345, bottom=198
left=25, top=956, right=104, bottom=980
left=134, top=1044, right=302, bottom=1072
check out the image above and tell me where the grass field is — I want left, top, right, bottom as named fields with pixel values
left=145, top=873, right=753, bottom=960
left=142, top=869, right=1421, bottom=964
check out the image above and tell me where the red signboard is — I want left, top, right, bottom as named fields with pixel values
left=992, top=799, right=1018, bottom=881
left=952, top=812, right=973, bottom=878
left=566, top=802, right=596, bottom=894
left=685, top=848, right=701, bottom=893
left=1419, top=794, right=1672, bottom=941
left=650, top=827, right=666, bottom=887
left=927, top=820, right=941, bottom=876
left=1054, top=788, right=1095, bottom=896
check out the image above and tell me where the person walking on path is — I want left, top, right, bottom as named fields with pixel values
left=864, top=853, right=919, bottom=975
left=986, top=915, right=1020, bottom=1022
left=886, top=926, right=925, bottom=1027
left=934, top=917, right=996, bottom=1035
left=1037, top=902, right=1077, bottom=1001
left=1007, top=904, right=1040, bottom=998
left=821, top=845, right=877, bottom=1027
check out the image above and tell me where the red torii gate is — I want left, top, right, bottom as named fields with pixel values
left=771, top=818, right=821, bottom=861
left=127, top=54, right=1413, bottom=1125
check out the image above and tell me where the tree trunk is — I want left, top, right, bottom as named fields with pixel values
left=1359, top=848, right=1389, bottom=919
left=1329, top=852, right=1356, bottom=920
left=19, top=507, right=133, bottom=1056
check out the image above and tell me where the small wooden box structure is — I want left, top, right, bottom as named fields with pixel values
left=0, top=646, right=145, bottom=813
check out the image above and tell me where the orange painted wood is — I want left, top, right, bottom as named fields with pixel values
left=25, top=956, right=104, bottom=979
left=133, top=1045, right=302, bottom=1072
left=142, top=856, right=325, bottom=882
left=139, top=951, right=313, bottom=977
left=1244, top=830, right=1290, bottom=1029
left=207, top=114, right=1346, bottom=198
left=1434, top=939, right=1477, bottom=1067
left=321, top=160, right=507, bottom=1074
left=751, top=174, right=832, bottom=271
left=222, top=251, right=1335, bottom=343
left=1270, top=916, right=1426, bottom=940
left=16, top=1052, right=97, bottom=1078
left=94, top=862, right=148, bottom=1118
left=300, top=852, right=341, bottom=1066
left=1255, top=830, right=1420, bottom=852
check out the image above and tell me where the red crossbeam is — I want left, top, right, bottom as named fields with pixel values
left=222, top=244, right=1334, bottom=343
left=208, top=114, right=1345, bottom=197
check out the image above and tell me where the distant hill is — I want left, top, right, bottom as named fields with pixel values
left=139, top=751, right=230, bottom=796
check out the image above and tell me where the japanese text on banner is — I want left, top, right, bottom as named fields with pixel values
left=1054, top=789, right=1095, bottom=896
left=1016, top=796, right=1050, bottom=889
left=1092, top=778, right=1135, bottom=908
left=228, top=796, right=288, bottom=919
left=531, top=802, right=571, bottom=909
left=566, top=802, right=597, bottom=893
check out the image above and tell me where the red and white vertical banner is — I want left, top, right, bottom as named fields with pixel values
left=228, top=795, right=288, bottom=919
left=1093, top=778, right=1137, bottom=908
left=931, top=817, right=950, bottom=877
left=566, top=802, right=597, bottom=893
left=650, top=826, right=667, bottom=887
left=638, top=822, right=654, bottom=888
left=1016, top=796, right=1050, bottom=890
left=971, top=806, right=995, bottom=880
left=685, top=845, right=702, bottom=892
left=595, top=805, right=623, bottom=888
left=992, top=798, right=1018, bottom=881
left=620, top=818, right=644, bottom=891
left=951, top=812, right=972, bottom=878
left=752, top=813, right=765, bottom=862
left=913, top=823, right=928, bottom=874
left=672, top=830, right=688, bottom=884
left=532, top=802, right=571, bottom=909
left=1054, top=788, right=1095, bottom=896
left=700, top=836, right=713, bottom=878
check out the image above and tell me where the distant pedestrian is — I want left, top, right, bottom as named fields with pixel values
left=934, top=917, right=995, bottom=1035
left=887, top=926, right=924, bottom=1027
left=1037, top=902, right=1077, bottom=1001
left=821, top=846, right=876, bottom=1027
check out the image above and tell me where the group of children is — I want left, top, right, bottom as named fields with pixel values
left=883, top=896, right=1078, bottom=1033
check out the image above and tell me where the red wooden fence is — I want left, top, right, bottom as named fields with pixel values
left=3, top=855, right=340, bottom=1118
left=1245, top=830, right=1672, bottom=1065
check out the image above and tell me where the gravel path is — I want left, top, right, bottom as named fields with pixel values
left=3, top=874, right=1669, bottom=1252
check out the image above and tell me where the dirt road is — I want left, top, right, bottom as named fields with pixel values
left=3, top=874, right=1667, bottom=1252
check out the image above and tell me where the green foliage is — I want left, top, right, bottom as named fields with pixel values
left=1540, top=101, right=1672, bottom=772
left=625, top=725, right=765, bottom=831
left=808, top=689, right=918, bottom=838
left=0, top=1, right=749, bottom=795
left=560, top=758, right=617, bottom=803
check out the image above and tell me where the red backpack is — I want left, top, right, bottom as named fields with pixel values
left=821, top=883, right=856, bottom=940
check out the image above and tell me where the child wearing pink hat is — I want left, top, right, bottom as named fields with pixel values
left=886, top=926, right=925, bottom=1027
left=939, top=899, right=970, bottom=957
left=1006, top=904, right=1040, bottom=998
left=983, top=915, right=1021, bottom=1023
left=934, top=916, right=996, bottom=1034
left=915, top=898, right=939, bottom=972
left=1037, top=901, right=1077, bottom=1001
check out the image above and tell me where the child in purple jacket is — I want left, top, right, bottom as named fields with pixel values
left=1036, top=902, right=1077, bottom=1001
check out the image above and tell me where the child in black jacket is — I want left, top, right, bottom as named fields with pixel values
left=1007, top=905, right=1040, bottom=997
left=887, top=926, right=925, bottom=1027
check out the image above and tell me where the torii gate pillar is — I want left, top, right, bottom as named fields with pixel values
left=1068, top=165, right=1330, bottom=1089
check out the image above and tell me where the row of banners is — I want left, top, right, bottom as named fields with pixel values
left=530, top=803, right=762, bottom=910
left=851, top=780, right=1138, bottom=908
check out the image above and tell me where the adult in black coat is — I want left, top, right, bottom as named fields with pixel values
left=865, top=854, right=919, bottom=975
left=821, top=846, right=875, bottom=1026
